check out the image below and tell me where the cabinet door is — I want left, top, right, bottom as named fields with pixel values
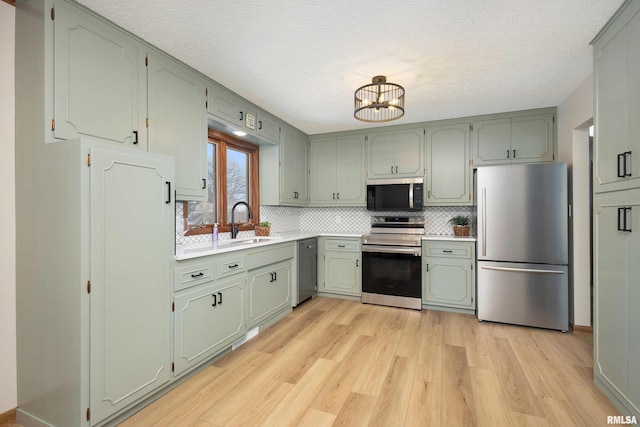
left=423, top=257, right=474, bottom=309
left=367, top=129, right=424, bottom=178
left=208, top=84, right=246, bottom=128
left=393, top=128, right=425, bottom=176
left=309, top=137, right=338, bottom=205
left=247, top=262, right=292, bottom=328
left=627, top=12, right=640, bottom=190
left=336, top=134, right=366, bottom=205
left=174, top=277, right=246, bottom=375
left=323, top=252, right=361, bottom=296
left=53, top=2, right=145, bottom=146
left=89, top=147, right=173, bottom=425
left=256, top=111, right=281, bottom=145
left=511, top=114, right=555, bottom=163
left=594, top=196, right=629, bottom=399
left=426, top=123, right=471, bottom=205
left=281, top=127, right=308, bottom=205
left=472, top=118, right=511, bottom=165
left=367, top=132, right=396, bottom=177
left=628, top=199, right=640, bottom=408
left=148, top=54, right=207, bottom=201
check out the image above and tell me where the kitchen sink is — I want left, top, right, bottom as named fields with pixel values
left=225, top=236, right=284, bottom=245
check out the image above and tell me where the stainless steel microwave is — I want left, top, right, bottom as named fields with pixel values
left=366, top=178, right=424, bottom=211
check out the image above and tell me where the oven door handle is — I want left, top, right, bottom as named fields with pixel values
left=362, top=245, right=422, bottom=256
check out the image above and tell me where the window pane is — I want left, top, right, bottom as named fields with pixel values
left=227, top=147, right=249, bottom=222
left=187, top=143, right=217, bottom=225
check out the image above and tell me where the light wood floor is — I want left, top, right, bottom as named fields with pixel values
left=116, top=297, right=619, bottom=427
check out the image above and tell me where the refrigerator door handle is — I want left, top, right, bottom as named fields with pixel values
left=480, top=265, right=565, bottom=275
left=482, top=187, right=487, bottom=256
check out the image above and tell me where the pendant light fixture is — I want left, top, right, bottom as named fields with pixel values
left=354, top=75, right=405, bottom=122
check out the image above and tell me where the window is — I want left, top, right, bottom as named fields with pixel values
left=183, top=130, right=260, bottom=235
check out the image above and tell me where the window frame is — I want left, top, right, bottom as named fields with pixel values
left=183, top=129, right=260, bottom=236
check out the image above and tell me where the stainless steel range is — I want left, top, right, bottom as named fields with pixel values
left=361, top=216, right=424, bottom=310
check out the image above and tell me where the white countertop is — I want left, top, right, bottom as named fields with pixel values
left=422, top=234, right=477, bottom=242
left=175, top=230, right=363, bottom=260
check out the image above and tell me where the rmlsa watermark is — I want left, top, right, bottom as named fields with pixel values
left=607, top=415, right=638, bottom=424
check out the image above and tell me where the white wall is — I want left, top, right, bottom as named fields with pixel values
left=557, top=74, right=594, bottom=327
left=0, top=0, right=17, bottom=414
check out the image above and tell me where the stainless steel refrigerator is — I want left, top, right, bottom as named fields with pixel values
left=476, top=162, right=569, bottom=331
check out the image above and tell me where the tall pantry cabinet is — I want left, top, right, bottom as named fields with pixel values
left=592, top=0, right=640, bottom=418
left=16, top=1, right=176, bottom=426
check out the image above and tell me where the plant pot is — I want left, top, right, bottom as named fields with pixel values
left=453, top=225, right=470, bottom=236
left=255, top=225, right=271, bottom=236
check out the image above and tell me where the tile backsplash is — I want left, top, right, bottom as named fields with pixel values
left=176, top=203, right=473, bottom=246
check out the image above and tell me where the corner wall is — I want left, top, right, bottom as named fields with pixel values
left=557, top=74, right=594, bottom=327
left=0, top=0, right=17, bottom=414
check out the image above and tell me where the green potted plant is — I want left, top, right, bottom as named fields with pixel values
left=255, top=221, right=271, bottom=236
left=448, top=215, right=471, bottom=236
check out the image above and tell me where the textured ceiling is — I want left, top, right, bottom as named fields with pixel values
left=74, top=0, right=623, bottom=135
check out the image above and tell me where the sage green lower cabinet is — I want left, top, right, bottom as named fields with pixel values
left=246, top=242, right=295, bottom=329
left=593, top=189, right=640, bottom=417
left=173, top=275, right=246, bottom=376
left=422, top=241, right=476, bottom=310
left=247, top=261, right=292, bottom=329
left=318, top=237, right=361, bottom=297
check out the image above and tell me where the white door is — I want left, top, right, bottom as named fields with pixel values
left=90, top=147, right=173, bottom=425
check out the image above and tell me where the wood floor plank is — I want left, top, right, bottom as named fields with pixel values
left=538, top=396, right=584, bottom=427
left=415, top=323, right=443, bottom=384
left=311, top=335, right=377, bottom=414
left=297, top=408, right=336, bottom=427
left=405, top=379, right=441, bottom=427
left=561, top=382, right=622, bottom=427
left=441, top=344, right=477, bottom=426
left=259, top=358, right=339, bottom=427
left=469, top=367, right=513, bottom=427
left=331, top=392, right=377, bottom=427
left=224, top=380, right=294, bottom=427
left=509, top=411, right=551, bottom=427
left=461, top=315, right=494, bottom=369
left=485, top=336, right=545, bottom=417
left=351, top=328, right=402, bottom=396
left=368, top=355, right=416, bottom=427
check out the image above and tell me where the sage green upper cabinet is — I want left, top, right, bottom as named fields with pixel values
left=425, top=123, right=471, bottom=205
left=256, top=111, right=281, bottom=145
left=593, top=4, right=640, bottom=193
left=147, top=53, right=208, bottom=201
left=366, top=127, right=425, bottom=178
left=309, top=134, right=366, bottom=206
left=471, top=112, right=555, bottom=165
left=261, top=124, right=308, bottom=206
left=281, top=126, right=308, bottom=205
left=52, top=1, right=146, bottom=147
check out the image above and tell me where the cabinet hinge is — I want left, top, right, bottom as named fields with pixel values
left=50, top=7, right=55, bottom=20
left=50, top=118, right=55, bottom=131
left=145, top=117, right=149, bottom=128
left=471, top=263, right=474, bottom=270
left=145, top=56, right=148, bottom=67
left=469, top=124, right=473, bottom=131
left=205, top=87, right=208, bottom=97
left=553, top=116, right=555, bottom=123
left=205, top=100, right=208, bottom=109
left=86, top=408, right=90, bottom=421
left=553, top=153, right=555, bottom=161
left=172, top=302, right=175, bottom=312
left=171, top=362, right=175, bottom=372
left=87, top=280, right=91, bottom=293
left=87, top=154, right=91, bottom=167
left=471, top=297, right=474, bottom=303
left=470, top=159, right=474, bottom=166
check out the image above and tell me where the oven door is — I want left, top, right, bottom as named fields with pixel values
left=361, top=245, right=422, bottom=298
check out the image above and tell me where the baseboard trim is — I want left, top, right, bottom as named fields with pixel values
left=0, top=407, right=17, bottom=426
left=573, top=325, right=593, bottom=334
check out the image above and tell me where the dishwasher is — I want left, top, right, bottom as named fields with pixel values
left=297, top=238, right=317, bottom=305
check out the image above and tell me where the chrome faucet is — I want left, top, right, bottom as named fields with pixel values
left=230, top=201, right=253, bottom=239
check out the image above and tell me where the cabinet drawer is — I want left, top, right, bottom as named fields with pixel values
left=246, top=243, right=295, bottom=270
left=423, top=242, right=473, bottom=259
left=325, top=238, right=360, bottom=252
left=175, top=261, right=215, bottom=291
left=217, top=255, right=246, bottom=279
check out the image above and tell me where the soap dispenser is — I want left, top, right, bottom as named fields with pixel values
left=213, top=223, right=219, bottom=241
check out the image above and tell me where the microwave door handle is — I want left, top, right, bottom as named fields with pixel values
left=410, top=185, right=414, bottom=209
